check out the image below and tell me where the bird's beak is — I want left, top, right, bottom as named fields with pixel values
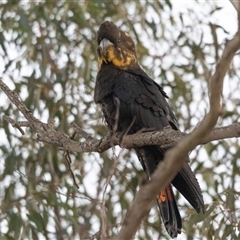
left=98, top=38, right=113, bottom=57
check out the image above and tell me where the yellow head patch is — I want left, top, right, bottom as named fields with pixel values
left=98, top=38, right=137, bottom=70
left=98, top=45, right=137, bottom=70
left=97, top=21, right=138, bottom=70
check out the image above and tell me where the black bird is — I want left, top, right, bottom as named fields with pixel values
left=94, top=21, right=204, bottom=238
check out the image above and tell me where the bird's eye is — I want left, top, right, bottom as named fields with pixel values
left=117, top=39, right=121, bottom=43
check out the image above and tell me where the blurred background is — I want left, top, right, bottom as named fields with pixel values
left=0, top=1, right=239, bottom=239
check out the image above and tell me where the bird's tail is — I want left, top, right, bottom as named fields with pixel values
left=136, top=146, right=204, bottom=238
left=172, top=162, right=205, bottom=214
left=157, top=185, right=182, bottom=238
left=136, top=146, right=182, bottom=237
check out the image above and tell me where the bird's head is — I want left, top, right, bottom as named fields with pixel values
left=97, top=21, right=138, bottom=70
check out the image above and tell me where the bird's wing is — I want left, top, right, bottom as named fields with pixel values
left=112, top=71, right=182, bottom=237
left=113, top=69, right=173, bottom=132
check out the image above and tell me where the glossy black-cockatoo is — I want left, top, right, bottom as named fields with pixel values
left=94, top=21, right=204, bottom=238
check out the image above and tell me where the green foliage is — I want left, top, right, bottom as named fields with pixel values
left=0, top=1, right=239, bottom=239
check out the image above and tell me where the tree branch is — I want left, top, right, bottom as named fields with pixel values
left=114, top=8, right=240, bottom=240
left=229, top=0, right=239, bottom=11
left=1, top=90, right=240, bottom=154
left=1, top=82, right=240, bottom=154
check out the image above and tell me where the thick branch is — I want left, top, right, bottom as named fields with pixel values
left=114, top=12, right=240, bottom=240
left=1, top=84, right=240, bottom=153
left=229, top=0, right=240, bottom=11
left=1, top=104, right=240, bottom=154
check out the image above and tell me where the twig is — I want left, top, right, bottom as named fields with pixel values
left=101, top=149, right=124, bottom=240
left=113, top=97, right=120, bottom=136
left=70, top=122, right=94, bottom=140
left=3, top=115, right=29, bottom=135
left=0, top=79, right=42, bottom=130
left=64, top=151, right=79, bottom=189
